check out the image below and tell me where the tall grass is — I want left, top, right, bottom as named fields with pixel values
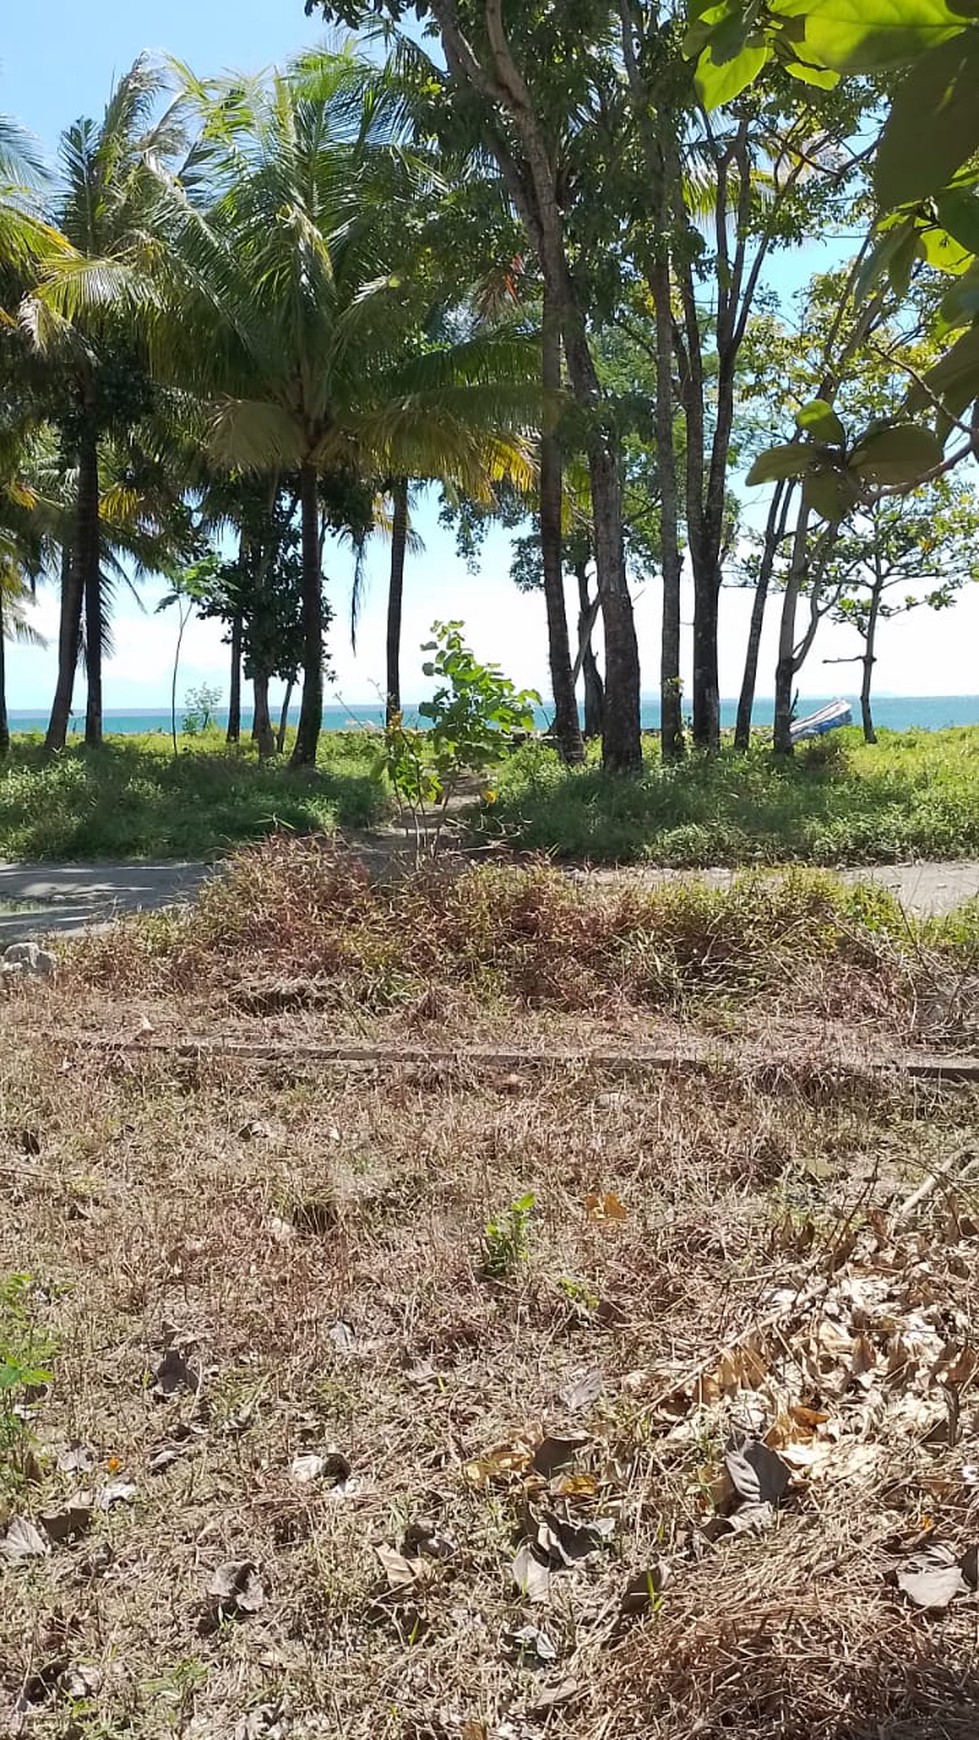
left=0, top=731, right=387, bottom=861
left=482, top=728, right=979, bottom=865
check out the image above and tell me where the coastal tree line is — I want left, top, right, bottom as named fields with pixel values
left=1, top=0, right=978, bottom=768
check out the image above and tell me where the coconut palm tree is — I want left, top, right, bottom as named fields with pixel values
left=163, top=50, right=539, bottom=768
left=18, top=58, right=186, bottom=749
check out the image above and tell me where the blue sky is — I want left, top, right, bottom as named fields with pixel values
left=3, top=2, right=978, bottom=712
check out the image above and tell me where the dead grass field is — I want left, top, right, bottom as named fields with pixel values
left=3, top=845, right=979, bottom=1740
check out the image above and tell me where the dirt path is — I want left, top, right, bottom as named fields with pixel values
left=0, top=853, right=977, bottom=943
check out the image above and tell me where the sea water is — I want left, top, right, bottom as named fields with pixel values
left=7, top=695, right=979, bottom=737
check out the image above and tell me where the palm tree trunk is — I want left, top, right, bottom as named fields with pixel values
left=277, top=678, right=294, bottom=754
left=45, top=546, right=84, bottom=753
left=574, top=560, right=604, bottom=740
left=0, top=591, right=8, bottom=760
left=253, top=671, right=275, bottom=759
left=76, top=429, right=103, bottom=750
left=540, top=291, right=583, bottom=766
left=227, top=611, right=242, bottom=743
left=290, top=462, right=323, bottom=770
left=386, top=478, right=408, bottom=726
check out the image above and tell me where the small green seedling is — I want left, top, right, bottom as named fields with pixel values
left=0, top=1272, right=55, bottom=1484
left=481, top=1192, right=536, bottom=1280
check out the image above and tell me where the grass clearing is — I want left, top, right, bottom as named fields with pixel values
left=0, top=732, right=387, bottom=862
left=483, top=727, right=979, bottom=865
left=2, top=1020, right=979, bottom=1739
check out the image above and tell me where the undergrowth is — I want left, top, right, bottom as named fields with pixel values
left=67, top=837, right=979, bottom=1033
left=0, top=732, right=387, bottom=861
left=481, top=727, right=979, bottom=865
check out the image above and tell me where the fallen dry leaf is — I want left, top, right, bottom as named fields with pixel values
left=234, top=1707, right=286, bottom=1740
left=557, top=1368, right=603, bottom=1413
left=585, top=1190, right=628, bottom=1223
left=376, top=1543, right=417, bottom=1591
left=0, top=1517, right=50, bottom=1562
left=503, top=1622, right=557, bottom=1664
left=533, top=1433, right=589, bottom=1480
left=152, top=1346, right=202, bottom=1401
left=40, top=1498, right=92, bottom=1544
left=892, top=1544, right=969, bottom=1611
left=96, top=1478, right=136, bottom=1511
left=403, top=1519, right=457, bottom=1561
left=464, top=1436, right=535, bottom=1488
left=724, top=1438, right=791, bottom=1508
left=328, top=1320, right=357, bottom=1356
left=60, top=1665, right=102, bottom=1701
left=207, top=1560, right=266, bottom=1616
left=527, top=1677, right=582, bottom=1716
left=513, top=1542, right=552, bottom=1604
left=56, top=1444, right=95, bottom=1476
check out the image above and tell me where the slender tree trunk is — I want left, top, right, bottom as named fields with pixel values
left=386, top=477, right=408, bottom=726
left=253, top=672, right=275, bottom=760
left=574, top=561, right=604, bottom=740
left=735, top=482, right=792, bottom=752
left=861, top=578, right=883, bottom=744
left=45, top=543, right=83, bottom=752
left=77, top=429, right=103, bottom=750
left=540, top=290, right=584, bottom=765
left=0, top=592, right=8, bottom=760
left=291, top=462, right=323, bottom=770
left=277, top=678, right=295, bottom=755
left=650, top=255, right=683, bottom=762
left=227, top=611, right=242, bottom=743
left=774, top=509, right=811, bottom=755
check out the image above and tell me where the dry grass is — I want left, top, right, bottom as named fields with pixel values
left=57, top=839, right=979, bottom=1055
left=2, top=1002, right=979, bottom=1740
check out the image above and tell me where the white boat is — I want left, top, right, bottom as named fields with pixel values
left=789, top=698, right=852, bottom=744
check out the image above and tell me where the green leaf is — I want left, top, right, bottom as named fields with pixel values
left=875, top=36, right=979, bottom=207
left=917, top=223, right=975, bottom=273
left=780, top=56, right=842, bottom=84
left=936, top=186, right=979, bottom=253
left=940, top=263, right=979, bottom=325
left=695, top=39, right=772, bottom=106
left=913, top=321, right=979, bottom=415
left=803, top=466, right=859, bottom=521
left=746, top=442, right=817, bottom=485
left=854, top=220, right=918, bottom=299
left=780, top=0, right=967, bottom=71
left=795, top=398, right=846, bottom=443
left=849, top=423, right=945, bottom=481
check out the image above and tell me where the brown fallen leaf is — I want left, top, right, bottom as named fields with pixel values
left=56, top=1444, right=96, bottom=1476
left=464, top=1436, right=536, bottom=1487
left=96, top=1478, right=136, bottom=1511
left=402, top=1519, right=457, bottom=1561
left=207, top=1560, right=266, bottom=1616
left=527, top=1677, right=583, bottom=1716
left=503, top=1622, right=558, bottom=1664
left=376, top=1543, right=417, bottom=1592
left=60, top=1665, right=102, bottom=1701
left=585, top=1190, right=628, bottom=1223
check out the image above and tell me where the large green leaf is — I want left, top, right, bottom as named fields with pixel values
left=795, top=398, right=846, bottom=442
left=695, top=39, right=772, bottom=105
left=746, top=442, right=817, bottom=485
left=918, top=223, right=975, bottom=273
left=849, top=422, right=945, bottom=480
left=940, top=262, right=979, bottom=324
left=875, top=36, right=979, bottom=206
left=854, top=219, right=918, bottom=299
left=803, top=465, right=859, bottom=521
left=780, top=56, right=842, bottom=83
left=936, top=186, right=979, bottom=254
left=775, top=0, right=967, bottom=70
left=914, top=321, right=979, bottom=414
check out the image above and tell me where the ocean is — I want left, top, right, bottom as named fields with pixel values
left=7, top=694, right=979, bottom=737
